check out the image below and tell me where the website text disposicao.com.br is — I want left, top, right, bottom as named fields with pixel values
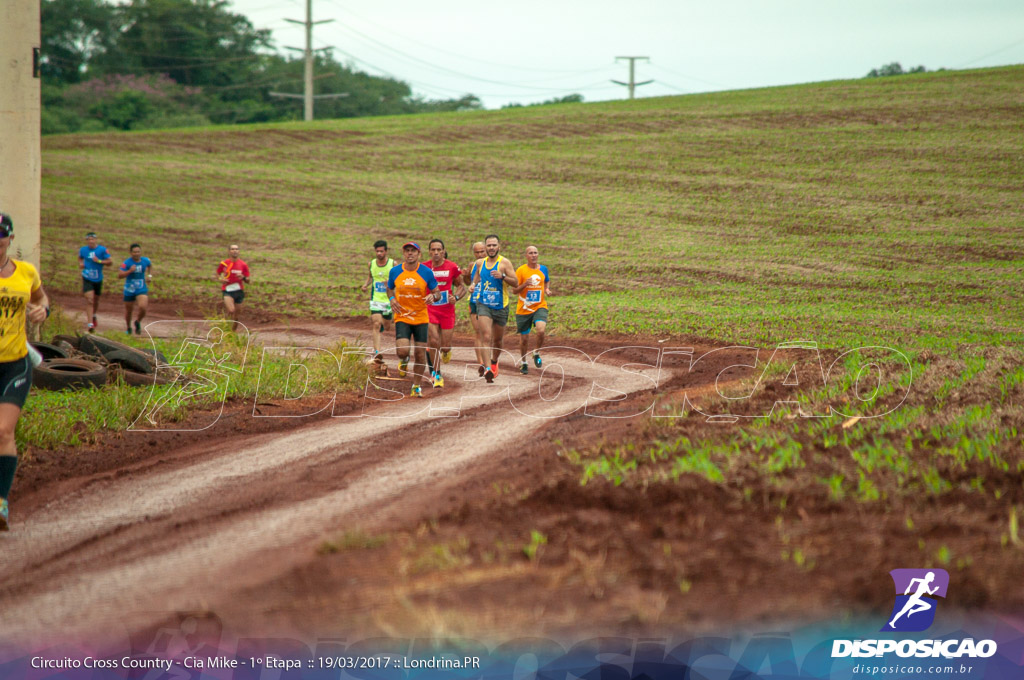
left=850, top=662, right=979, bottom=676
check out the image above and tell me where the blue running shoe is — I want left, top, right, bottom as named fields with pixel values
left=533, top=353, right=542, bottom=368
left=0, top=497, right=9, bottom=532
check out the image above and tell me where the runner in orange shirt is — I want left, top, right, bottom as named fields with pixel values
left=513, top=245, right=552, bottom=374
left=386, top=242, right=441, bottom=398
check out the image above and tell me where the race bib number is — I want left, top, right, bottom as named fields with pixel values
left=225, top=282, right=241, bottom=292
left=125, top=279, right=143, bottom=293
left=526, top=289, right=542, bottom=303
left=374, top=281, right=387, bottom=293
left=481, top=289, right=499, bottom=306
left=431, top=290, right=450, bottom=306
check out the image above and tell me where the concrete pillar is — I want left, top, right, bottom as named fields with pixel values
left=0, top=0, right=42, bottom=269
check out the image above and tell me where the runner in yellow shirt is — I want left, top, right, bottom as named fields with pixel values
left=0, top=212, right=51, bottom=531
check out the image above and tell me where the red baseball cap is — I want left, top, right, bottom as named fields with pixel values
left=402, top=241, right=421, bottom=250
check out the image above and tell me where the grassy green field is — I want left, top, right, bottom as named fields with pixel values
left=41, top=66, right=1024, bottom=352
left=37, top=67, right=1024, bottom=498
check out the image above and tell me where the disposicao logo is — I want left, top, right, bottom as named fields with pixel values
left=883, top=568, right=949, bottom=632
left=831, top=568, right=998, bottom=659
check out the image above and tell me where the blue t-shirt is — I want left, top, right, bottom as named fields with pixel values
left=121, top=257, right=152, bottom=295
left=79, top=245, right=110, bottom=282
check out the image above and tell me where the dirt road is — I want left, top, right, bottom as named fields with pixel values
left=3, top=301, right=693, bottom=645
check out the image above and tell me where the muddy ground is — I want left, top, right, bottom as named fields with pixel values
left=2, top=295, right=1020, bottom=648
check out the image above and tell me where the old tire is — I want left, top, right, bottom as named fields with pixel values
left=105, top=349, right=154, bottom=375
left=33, top=359, right=107, bottom=391
left=30, top=342, right=69, bottom=361
left=51, top=334, right=81, bottom=350
left=79, top=335, right=160, bottom=369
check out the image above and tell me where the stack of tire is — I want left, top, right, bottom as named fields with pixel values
left=33, top=335, right=171, bottom=391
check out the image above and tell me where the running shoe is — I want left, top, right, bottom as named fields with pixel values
left=126, top=327, right=133, bottom=336
left=478, top=364, right=486, bottom=377
left=533, top=353, right=542, bottom=368
left=442, top=350, right=451, bottom=364
left=398, top=357, right=409, bottom=377
left=484, top=366, right=494, bottom=383
left=433, top=372, right=444, bottom=388
left=411, top=384, right=423, bottom=398
left=0, top=497, right=8, bottom=532
left=491, top=363, right=499, bottom=378
left=87, top=321, right=96, bottom=334
left=520, top=363, right=529, bottom=375
left=134, top=320, right=142, bottom=335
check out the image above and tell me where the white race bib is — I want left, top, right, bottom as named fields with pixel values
left=225, top=282, right=241, bottom=292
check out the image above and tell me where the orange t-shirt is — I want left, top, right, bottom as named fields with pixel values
left=387, top=263, right=438, bottom=325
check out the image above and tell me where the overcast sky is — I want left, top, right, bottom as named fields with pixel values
left=227, top=0, right=1024, bottom=109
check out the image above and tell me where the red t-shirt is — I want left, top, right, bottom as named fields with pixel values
left=427, top=259, right=462, bottom=307
left=217, top=258, right=250, bottom=290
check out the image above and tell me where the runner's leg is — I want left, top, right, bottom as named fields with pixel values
left=470, top=312, right=486, bottom=366
left=0, top=403, right=22, bottom=531
left=412, top=339, right=427, bottom=388
left=136, top=294, right=149, bottom=324
left=222, top=294, right=237, bottom=332
left=84, top=288, right=95, bottom=330
left=370, top=312, right=384, bottom=354
left=534, top=320, right=547, bottom=355
left=427, top=323, right=441, bottom=376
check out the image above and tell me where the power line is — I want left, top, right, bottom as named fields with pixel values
left=956, top=36, right=1024, bottom=68
left=321, top=0, right=611, bottom=75
left=330, top=23, right=617, bottom=91
left=648, top=62, right=727, bottom=89
left=327, top=45, right=610, bottom=99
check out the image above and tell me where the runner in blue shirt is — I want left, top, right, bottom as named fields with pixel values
left=78, top=231, right=112, bottom=333
left=117, top=243, right=154, bottom=335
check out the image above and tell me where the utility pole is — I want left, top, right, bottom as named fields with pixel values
left=612, top=56, right=653, bottom=100
left=283, top=0, right=334, bottom=121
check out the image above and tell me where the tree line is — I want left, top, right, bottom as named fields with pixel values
left=41, top=0, right=493, bottom=134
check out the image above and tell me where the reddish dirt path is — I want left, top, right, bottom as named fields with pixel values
left=5, top=294, right=736, bottom=645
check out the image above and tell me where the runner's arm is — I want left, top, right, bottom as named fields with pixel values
left=28, top=285, right=50, bottom=324
left=117, top=263, right=134, bottom=279
left=386, top=286, right=407, bottom=316
left=501, top=260, right=517, bottom=286
left=453, top=280, right=468, bottom=301
left=361, top=264, right=373, bottom=291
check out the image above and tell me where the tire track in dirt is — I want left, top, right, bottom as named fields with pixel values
left=0, top=340, right=671, bottom=644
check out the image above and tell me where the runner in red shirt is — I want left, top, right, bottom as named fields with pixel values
left=216, top=244, right=250, bottom=332
left=425, top=239, right=466, bottom=388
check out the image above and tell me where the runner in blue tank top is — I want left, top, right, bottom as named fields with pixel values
left=463, top=241, right=487, bottom=370
left=470, top=234, right=517, bottom=382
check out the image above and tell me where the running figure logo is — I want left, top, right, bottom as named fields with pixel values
left=882, top=568, right=949, bottom=632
